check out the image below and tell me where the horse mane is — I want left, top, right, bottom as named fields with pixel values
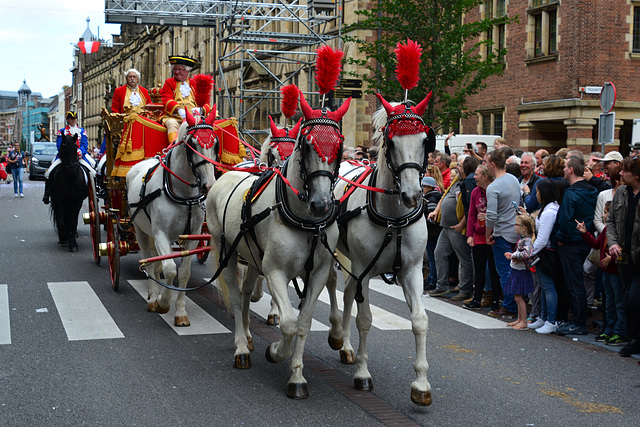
left=371, top=101, right=402, bottom=147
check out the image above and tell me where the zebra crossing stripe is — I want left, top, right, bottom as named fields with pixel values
left=0, top=285, right=10, bottom=345
left=48, top=281, right=125, bottom=341
left=204, top=278, right=329, bottom=331
left=128, top=280, right=230, bottom=335
left=368, top=278, right=506, bottom=330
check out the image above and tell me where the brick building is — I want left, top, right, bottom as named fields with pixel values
left=461, top=0, right=640, bottom=155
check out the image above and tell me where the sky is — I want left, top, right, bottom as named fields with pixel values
left=0, top=0, right=122, bottom=98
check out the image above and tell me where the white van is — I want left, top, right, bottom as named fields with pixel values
left=434, top=134, right=501, bottom=155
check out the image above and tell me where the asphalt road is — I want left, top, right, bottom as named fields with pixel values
left=1, top=179, right=639, bottom=426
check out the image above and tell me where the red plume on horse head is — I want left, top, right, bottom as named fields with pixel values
left=281, top=84, right=299, bottom=120
left=377, top=38, right=432, bottom=119
left=191, top=74, right=214, bottom=109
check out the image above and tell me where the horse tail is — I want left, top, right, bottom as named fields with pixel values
left=210, top=243, right=232, bottom=311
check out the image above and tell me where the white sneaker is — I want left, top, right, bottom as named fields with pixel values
left=13, top=194, right=18, bottom=198
left=20, top=193, right=24, bottom=198
left=536, top=321, right=558, bottom=334
left=528, top=318, right=545, bottom=329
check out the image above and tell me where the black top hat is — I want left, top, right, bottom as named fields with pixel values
left=66, top=111, right=77, bottom=119
left=168, top=55, right=197, bottom=68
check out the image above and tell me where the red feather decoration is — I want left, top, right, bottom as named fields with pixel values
left=315, top=46, right=344, bottom=95
left=280, top=84, right=299, bottom=119
left=395, top=39, right=422, bottom=91
left=191, top=74, right=214, bottom=108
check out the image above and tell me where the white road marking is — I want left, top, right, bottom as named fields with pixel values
left=315, top=285, right=412, bottom=330
left=205, top=278, right=329, bottom=332
left=0, top=285, right=11, bottom=345
left=128, top=280, right=230, bottom=335
left=48, top=281, right=125, bottom=341
left=369, top=278, right=507, bottom=330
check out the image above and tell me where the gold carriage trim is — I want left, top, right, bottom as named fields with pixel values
left=215, top=117, right=246, bottom=165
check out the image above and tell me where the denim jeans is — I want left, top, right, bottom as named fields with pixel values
left=491, top=236, right=516, bottom=312
left=602, top=271, right=627, bottom=337
left=425, top=240, right=438, bottom=287
left=536, top=266, right=558, bottom=323
left=11, top=166, right=23, bottom=194
left=434, top=228, right=473, bottom=294
left=558, top=243, right=591, bottom=327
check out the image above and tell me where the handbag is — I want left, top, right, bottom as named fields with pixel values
left=587, top=249, right=601, bottom=268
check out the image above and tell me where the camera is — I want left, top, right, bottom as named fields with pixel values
left=466, top=143, right=473, bottom=149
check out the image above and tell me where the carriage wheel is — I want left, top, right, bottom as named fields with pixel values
left=196, top=239, right=210, bottom=263
left=87, top=176, right=102, bottom=266
left=106, top=215, right=121, bottom=291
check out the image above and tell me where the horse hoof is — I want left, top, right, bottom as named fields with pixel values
left=147, top=302, right=156, bottom=312
left=286, top=383, right=309, bottom=399
left=152, top=301, right=170, bottom=314
left=339, top=349, right=356, bottom=365
left=58, top=241, right=68, bottom=246
left=234, top=354, right=251, bottom=369
left=410, top=388, right=432, bottom=406
left=247, top=337, right=254, bottom=352
left=328, top=335, right=343, bottom=351
left=354, top=377, right=373, bottom=391
left=267, top=314, right=279, bottom=326
left=265, top=345, right=277, bottom=363
left=69, top=246, right=78, bottom=252
left=174, top=316, right=190, bottom=327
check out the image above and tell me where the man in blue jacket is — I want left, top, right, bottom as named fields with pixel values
left=555, top=154, right=598, bottom=336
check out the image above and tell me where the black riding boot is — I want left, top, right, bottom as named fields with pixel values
left=42, top=179, right=50, bottom=204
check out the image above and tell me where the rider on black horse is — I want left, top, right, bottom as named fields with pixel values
left=43, top=111, right=96, bottom=204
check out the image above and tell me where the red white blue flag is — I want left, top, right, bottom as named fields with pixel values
left=77, top=41, right=100, bottom=54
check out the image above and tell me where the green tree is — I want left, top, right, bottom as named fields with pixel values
left=343, top=0, right=517, bottom=129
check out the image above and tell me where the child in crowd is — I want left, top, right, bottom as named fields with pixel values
left=504, top=214, right=536, bottom=330
left=576, top=202, right=627, bottom=345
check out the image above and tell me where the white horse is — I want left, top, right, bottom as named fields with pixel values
left=326, top=92, right=435, bottom=406
left=250, top=116, right=303, bottom=325
left=206, top=94, right=351, bottom=399
left=126, top=109, right=217, bottom=326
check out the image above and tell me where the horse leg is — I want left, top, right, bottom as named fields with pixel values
left=339, top=276, right=357, bottom=365
left=353, top=279, right=373, bottom=391
left=326, top=264, right=343, bottom=350
left=249, top=272, right=263, bottom=302
left=221, top=254, right=252, bottom=369
left=67, top=200, right=82, bottom=252
left=240, top=265, right=260, bottom=351
left=400, top=268, right=432, bottom=406
left=267, top=292, right=279, bottom=326
left=136, top=232, right=160, bottom=312
left=264, top=271, right=297, bottom=364
left=174, top=245, right=197, bottom=326
left=286, top=266, right=332, bottom=399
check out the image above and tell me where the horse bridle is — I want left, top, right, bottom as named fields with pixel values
left=382, top=104, right=430, bottom=190
left=296, top=115, right=343, bottom=202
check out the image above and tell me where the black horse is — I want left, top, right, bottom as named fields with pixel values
left=50, top=134, right=88, bottom=252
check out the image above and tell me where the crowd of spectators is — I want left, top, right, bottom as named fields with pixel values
left=420, top=135, right=640, bottom=357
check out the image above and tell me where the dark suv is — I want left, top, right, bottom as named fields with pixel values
left=29, top=142, right=57, bottom=180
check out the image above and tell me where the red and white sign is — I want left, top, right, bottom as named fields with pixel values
left=77, top=41, right=100, bottom=54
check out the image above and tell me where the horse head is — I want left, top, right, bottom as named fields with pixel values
left=374, top=92, right=433, bottom=208
left=179, top=107, right=218, bottom=196
left=260, top=116, right=301, bottom=167
left=292, top=92, right=350, bottom=217
left=59, top=134, right=80, bottom=173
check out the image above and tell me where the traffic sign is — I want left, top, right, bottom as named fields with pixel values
left=339, top=79, right=362, bottom=89
left=600, top=82, right=616, bottom=113
left=334, top=89, right=363, bottom=99
left=598, top=112, right=615, bottom=145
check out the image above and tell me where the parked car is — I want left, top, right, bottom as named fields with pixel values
left=29, top=142, right=57, bottom=180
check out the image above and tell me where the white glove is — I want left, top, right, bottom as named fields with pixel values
left=178, top=108, right=186, bottom=119
left=191, top=107, right=202, bottom=115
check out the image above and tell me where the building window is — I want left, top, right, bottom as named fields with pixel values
left=633, top=6, right=640, bottom=53
left=480, top=110, right=504, bottom=136
left=484, top=0, right=507, bottom=62
left=527, top=0, right=559, bottom=61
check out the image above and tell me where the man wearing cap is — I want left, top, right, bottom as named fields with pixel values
left=160, top=55, right=212, bottom=144
left=42, top=111, right=96, bottom=204
left=111, top=68, right=151, bottom=114
left=601, top=151, right=624, bottom=178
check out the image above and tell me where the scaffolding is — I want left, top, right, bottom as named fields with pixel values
left=105, top=0, right=341, bottom=144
